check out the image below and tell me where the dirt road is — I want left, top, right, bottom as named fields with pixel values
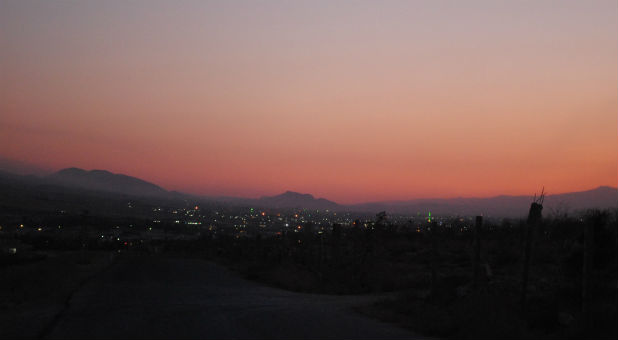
left=44, top=255, right=420, bottom=339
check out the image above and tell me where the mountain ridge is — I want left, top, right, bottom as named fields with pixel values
left=348, top=186, right=617, bottom=217
left=256, top=190, right=340, bottom=210
left=48, top=167, right=167, bottom=197
left=1, top=166, right=615, bottom=217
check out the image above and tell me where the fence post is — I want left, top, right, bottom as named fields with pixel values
left=431, top=221, right=438, bottom=297
left=582, top=218, right=593, bottom=330
left=521, top=201, right=542, bottom=315
left=473, top=216, right=482, bottom=288
left=582, top=211, right=607, bottom=330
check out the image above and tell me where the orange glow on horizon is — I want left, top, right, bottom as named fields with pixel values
left=0, top=1, right=616, bottom=204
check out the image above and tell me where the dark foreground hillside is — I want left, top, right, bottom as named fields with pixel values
left=1, top=252, right=418, bottom=339
left=1, top=204, right=616, bottom=339
left=204, top=210, right=617, bottom=339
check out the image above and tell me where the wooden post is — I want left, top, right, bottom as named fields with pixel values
left=521, top=202, right=542, bottom=315
left=431, top=221, right=438, bottom=297
left=331, top=223, right=341, bottom=267
left=473, top=216, right=482, bottom=288
left=582, top=219, right=594, bottom=330
left=318, top=230, right=324, bottom=285
left=582, top=210, right=607, bottom=330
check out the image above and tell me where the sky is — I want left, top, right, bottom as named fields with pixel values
left=1, top=0, right=616, bottom=204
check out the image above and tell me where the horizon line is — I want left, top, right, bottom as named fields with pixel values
left=1, top=161, right=616, bottom=205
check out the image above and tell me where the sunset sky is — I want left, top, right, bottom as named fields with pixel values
left=1, top=0, right=616, bottom=204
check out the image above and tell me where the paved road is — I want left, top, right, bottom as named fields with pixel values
left=45, top=255, right=421, bottom=339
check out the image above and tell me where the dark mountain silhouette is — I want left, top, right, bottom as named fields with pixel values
left=48, top=168, right=167, bottom=197
left=1, top=166, right=614, bottom=216
left=547, top=185, right=617, bottom=210
left=0, top=169, right=197, bottom=217
left=255, top=191, right=340, bottom=210
left=348, top=186, right=618, bottom=217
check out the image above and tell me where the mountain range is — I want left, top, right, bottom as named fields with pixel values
left=0, top=166, right=615, bottom=218
left=48, top=167, right=167, bottom=197
left=348, top=186, right=617, bottom=217
left=251, top=191, right=340, bottom=210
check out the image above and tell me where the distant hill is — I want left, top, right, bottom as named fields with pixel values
left=348, top=186, right=618, bottom=218
left=48, top=168, right=167, bottom=197
left=255, top=191, right=340, bottom=210
left=547, top=186, right=617, bottom=211
left=1, top=165, right=615, bottom=217
left=0, top=169, right=200, bottom=217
